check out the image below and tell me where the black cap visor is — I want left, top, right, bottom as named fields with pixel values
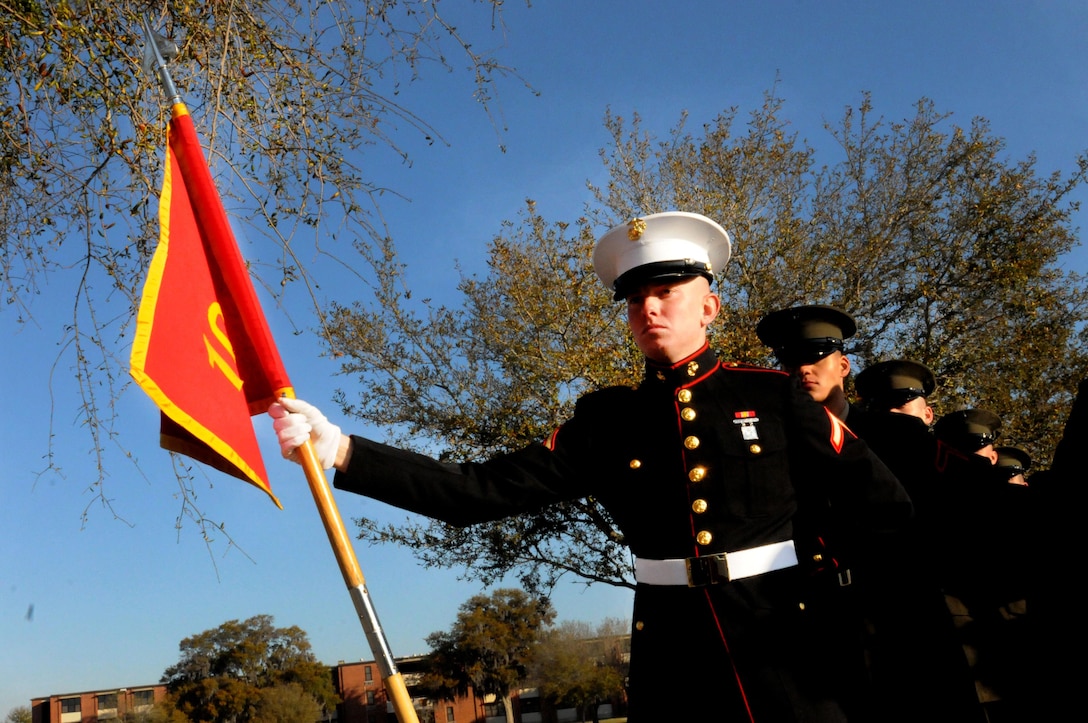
left=612, top=260, right=713, bottom=301
left=870, top=388, right=926, bottom=410
left=949, top=432, right=997, bottom=453
left=773, top=339, right=844, bottom=367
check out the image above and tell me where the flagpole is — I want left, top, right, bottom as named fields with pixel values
left=139, top=18, right=419, bottom=723
left=290, top=429, right=419, bottom=720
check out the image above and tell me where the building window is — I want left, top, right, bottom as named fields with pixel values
left=132, top=690, right=155, bottom=709
left=60, top=698, right=81, bottom=723
left=446, top=705, right=454, bottom=721
left=364, top=666, right=373, bottom=683
left=365, top=692, right=375, bottom=706
left=97, top=694, right=118, bottom=720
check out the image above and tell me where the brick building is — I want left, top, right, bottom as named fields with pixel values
left=30, top=646, right=626, bottom=723
left=31, top=686, right=167, bottom=723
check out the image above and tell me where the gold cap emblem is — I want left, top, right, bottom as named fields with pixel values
left=627, top=217, right=647, bottom=240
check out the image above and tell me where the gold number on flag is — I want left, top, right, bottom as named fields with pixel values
left=204, top=302, right=244, bottom=391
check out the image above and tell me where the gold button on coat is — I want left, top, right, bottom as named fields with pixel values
left=696, top=530, right=713, bottom=545
left=749, top=444, right=762, bottom=454
left=635, top=620, right=645, bottom=631
left=684, top=436, right=700, bottom=450
left=678, top=389, right=692, bottom=403
left=681, top=407, right=696, bottom=421
left=629, top=459, right=642, bottom=469
left=692, top=499, right=708, bottom=514
left=688, top=466, right=707, bottom=483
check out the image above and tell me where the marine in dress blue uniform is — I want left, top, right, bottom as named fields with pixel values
left=756, top=305, right=860, bottom=424
left=934, top=409, right=1032, bottom=722
left=851, top=360, right=985, bottom=722
left=271, top=212, right=911, bottom=722
left=1030, top=378, right=1085, bottom=719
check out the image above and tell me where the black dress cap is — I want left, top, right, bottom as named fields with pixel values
left=756, top=305, right=857, bottom=366
left=856, top=359, right=937, bottom=409
left=934, top=408, right=1002, bottom=453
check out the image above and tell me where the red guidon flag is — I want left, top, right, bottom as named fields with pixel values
left=131, top=104, right=291, bottom=508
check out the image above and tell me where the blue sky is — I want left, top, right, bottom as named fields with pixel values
left=3, top=0, right=1087, bottom=715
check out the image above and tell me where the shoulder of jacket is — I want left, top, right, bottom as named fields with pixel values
left=716, top=361, right=788, bottom=376
left=577, top=384, right=639, bottom=406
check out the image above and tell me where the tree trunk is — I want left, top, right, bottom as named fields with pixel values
left=503, top=693, right=515, bottom=723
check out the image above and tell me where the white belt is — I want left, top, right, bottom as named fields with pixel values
left=634, top=540, right=798, bottom=587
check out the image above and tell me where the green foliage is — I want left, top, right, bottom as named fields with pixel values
left=422, top=589, right=555, bottom=723
left=138, top=701, right=188, bottom=723
left=327, top=90, right=1088, bottom=592
left=161, top=614, right=338, bottom=723
left=250, top=683, right=323, bottom=723
left=327, top=203, right=636, bottom=594
left=530, top=620, right=628, bottom=723
left=0, top=0, right=529, bottom=525
left=4, top=707, right=32, bottom=723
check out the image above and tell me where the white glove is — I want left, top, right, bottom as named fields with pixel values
left=268, top=397, right=342, bottom=470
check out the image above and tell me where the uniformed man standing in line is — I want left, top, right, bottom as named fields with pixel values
left=269, top=212, right=911, bottom=722
left=994, top=446, right=1031, bottom=486
left=1029, top=378, right=1085, bottom=719
left=854, top=359, right=936, bottom=424
left=851, top=360, right=945, bottom=512
left=851, top=361, right=986, bottom=723
left=755, top=305, right=860, bottom=423
left=933, top=409, right=1030, bottom=723
left=754, top=306, right=881, bottom=714
left=934, top=409, right=1004, bottom=465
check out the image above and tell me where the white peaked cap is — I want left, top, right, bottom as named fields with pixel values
left=593, top=211, right=732, bottom=300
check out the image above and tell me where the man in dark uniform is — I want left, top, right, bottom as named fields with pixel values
left=855, top=358, right=936, bottom=424
left=1030, top=378, right=1085, bottom=718
left=850, top=361, right=985, bottom=722
left=269, top=211, right=911, bottom=722
left=756, top=305, right=859, bottom=423
left=934, top=408, right=1031, bottom=722
left=934, top=409, right=1004, bottom=465
left=994, top=446, right=1031, bottom=486
left=754, top=305, right=881, bottom=712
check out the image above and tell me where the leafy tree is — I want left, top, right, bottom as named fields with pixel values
left=4, top=707, right=31, bottom=723
left=250, top=683, right=322, bottom=723
left=1, top=0, right=532, bottom=528
left=138, top=701, right=188, bottom=723
left=330, top=203, right=636, bottom=595
left=161, top=614, right=338, bottom=723
left=326, top=91, right=1088, bottom=593
left=422, top=589, right=555, bottom=723
left=530, top=620, right=629, bottom=723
